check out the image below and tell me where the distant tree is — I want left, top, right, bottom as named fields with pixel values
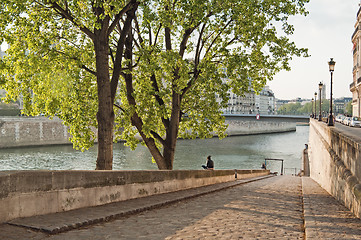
left=0, top=0, right=309, bottom=170
left=345, top=101, right=352, bottom=116
left=298, top=102, right=312, bottom=115
left=277, top=102, right=302, bottom=115
left=313, top=99, right=330, bottom=116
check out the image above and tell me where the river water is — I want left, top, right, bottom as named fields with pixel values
left=0, top=126, right=309, bottom=174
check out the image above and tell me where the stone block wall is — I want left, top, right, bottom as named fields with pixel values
left=0, top=169, right=269, bottom=223
left=225, top=120, right=296, bottom=136
left=0, top=117, right=70, bottom=148
left=0, top=117, right=296, bottom=148
left=308, top=119, right=361, bottom=218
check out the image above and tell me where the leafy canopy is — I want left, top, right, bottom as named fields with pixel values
left=0, top=0, right=309, bottom=155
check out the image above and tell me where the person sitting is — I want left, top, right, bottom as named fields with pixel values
left=261, top=163, right=266, bottom=170
left=202, top=155, right=214, bottom=170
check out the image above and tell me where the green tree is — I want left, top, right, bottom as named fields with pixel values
left=345, top=101, right=352, bottom=115
left=297, top=102, right=311, bottom=115
left=0, top=0, right=139, bottom=170
left=0, top=0, right=309, bottom=170
left=277, top=102, right=302, bottom=115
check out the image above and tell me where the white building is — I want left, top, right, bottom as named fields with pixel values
left=221, top=86, right=275, bottom=115
left=351, top=6, right=361, bottom=117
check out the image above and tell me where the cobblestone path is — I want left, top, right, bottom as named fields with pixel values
left=4, top=176, right=304, bottom=239
left=1, top=176, right=361, bottom=239
left=303, top=177, right=361, bottom=239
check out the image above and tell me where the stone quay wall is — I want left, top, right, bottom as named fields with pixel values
left=225, top=120, right=295, bottom=136
left=0, top=169, right=269, bottom=223
left=0, top=117, right=296, bottom=148
left=0, top=117, right=70, bottom=148
left=308, top=119, right=361, bottom=218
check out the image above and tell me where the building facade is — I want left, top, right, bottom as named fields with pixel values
left=222, top=86, right=275, bottom=115
left=351, top=7, right=361, bottom=117
left=334, top=97, right=352, bottom=115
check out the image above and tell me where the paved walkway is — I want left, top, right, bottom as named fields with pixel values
left=1, top=175, right=361, bottom=239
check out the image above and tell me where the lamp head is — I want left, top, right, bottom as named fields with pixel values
left=328, top=58, right=336, bottom=72
left=319, top=82, right=323, bottom=90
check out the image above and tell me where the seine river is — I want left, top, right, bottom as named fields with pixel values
left=0, top=126, right=309, bottom=174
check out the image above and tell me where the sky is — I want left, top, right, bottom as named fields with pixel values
left=1, top=1, right=357, bottom=101
left=269, top=0, right=360, bottom=100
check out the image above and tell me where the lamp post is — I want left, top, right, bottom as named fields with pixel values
left=328, top=58, right=336, bottom=126
left=314, top=92, right=317, bottom=119
left=311, top=98, right=314, bottom=118
left=318, top=82, right=323, bottom=121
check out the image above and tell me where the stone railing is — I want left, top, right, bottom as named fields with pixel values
left=0, top=169, right=269, bottom=223
left=308, top=119, right=361, bottom=218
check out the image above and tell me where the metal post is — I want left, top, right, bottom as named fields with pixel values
left=328, top=71, right=334, bottom=126
left=328, top=58, right=335, bottom=125
left=265, top=158, right=284, bottom=176
left=318, top=82, right=323, bottom=121
left=314, top=92, right=317, bottom=119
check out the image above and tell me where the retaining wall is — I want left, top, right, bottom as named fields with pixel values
left=225, top=120, right=295, bottom=136
left=0, top=117, right=296, bottom=148
left=308, top=119, right=361, bottom=218
left=0, top=117, right=70, bottom=148
left=0, top=169, right=269, bottom=223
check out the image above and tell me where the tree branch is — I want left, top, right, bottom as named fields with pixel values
left=153, top=24, right=162, bottom=47
left=165, top=27, right=172, bottom=50
left=150, top=74, right=170, bottom=129
left=113, top=103, right=125, bottom=112
left=109, top=46, right=115, bottom=65
left=150, top=130, right=166, bottom=145
left=107, top=1, right=137, bottom=37
left=204, top=19, right=233, bottom=57
left=49, top=2, right=95, bottom=40
left=110, top=6, right=137, bottom=103
left=134, top=14, right=144, bottom=45
left=82, top=65, right=97, bottom=76
left=195, top=23, right=206, bottom=66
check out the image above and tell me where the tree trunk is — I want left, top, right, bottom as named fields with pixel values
left=162, top=92, right=181, bottom=169
left=94, top=31, right=114, bottom=170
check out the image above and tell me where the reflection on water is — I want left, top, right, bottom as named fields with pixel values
left=0, top=126, right=309, bottom=173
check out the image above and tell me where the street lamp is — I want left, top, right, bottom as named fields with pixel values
left=328, top=58, right=336, bottom=126
left=314, top=92, right=317, bottom=119
left=318, top=82, right=323, bottom=121
left=311, top=98, right=314, bottom=118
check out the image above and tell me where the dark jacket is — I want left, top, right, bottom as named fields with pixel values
left=207, top=159, right=214, bottom=169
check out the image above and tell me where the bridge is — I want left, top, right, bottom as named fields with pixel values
left=223, top=113, right=310, bottom=123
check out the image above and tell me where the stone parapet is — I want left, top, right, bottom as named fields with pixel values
left=308, top=119, right=361, bottom=218
left=0, top=169, right=269, bottom=223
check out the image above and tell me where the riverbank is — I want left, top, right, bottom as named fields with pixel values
left=0, top=117, right=296, bottom=149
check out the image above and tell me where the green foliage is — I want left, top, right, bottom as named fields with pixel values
left=345, top=101, right=352, bottom=115
left=0, top=0, right=310, bottom=168
left=116, top=0, right=310, bottom=151
left=277, top=100, right=331, bottom=115
left=0, top=0, right=113, bottom=150
left=277, top=102, right=303, bottom=115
